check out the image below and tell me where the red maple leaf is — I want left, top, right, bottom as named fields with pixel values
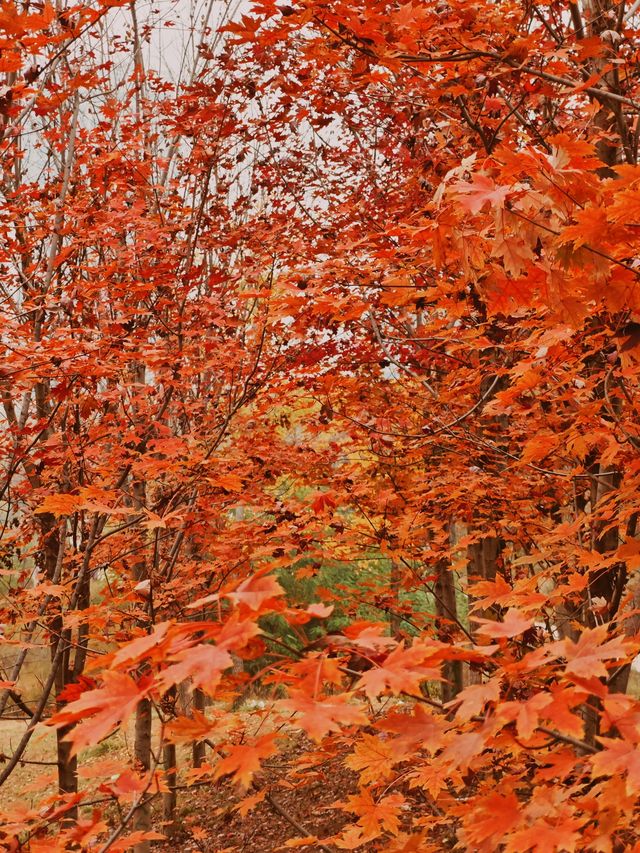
left=49, top=672, right=150, bottom=755
left=453, top=174, right=511, bottom=214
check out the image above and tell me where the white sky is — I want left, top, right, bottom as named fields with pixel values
left=99, top=0, right=249, bottom=84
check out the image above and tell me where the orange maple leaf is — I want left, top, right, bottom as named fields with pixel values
left=216, top=615, right=263, bottom=651
left=592, top=737, right=640, bottom=794
left=467, top=574, right=514, bottom=607
left=497, top=692, right=553, bottom=740
left=227, top=572, right=284, bottom=611
left=108, top=831, right=166, bottom=852
left=211, top=472, right=244, bottom=492
left=555, top=625, right=628, bottom=679
left=283, top=835, right=319, bottom=848
left=34, top=493, right=83, bottom=517
left=165, top=710, right=217, bottom=743
left=505, top=822, right=581, bottom=852
left=103, top=769, right=149, bottom=797
left=542, top=683, right=586, bottom=739
left=473, top=608, right=534, bottom=639
left=156, top=642, right=232, bottom=695
left=342, top=788, right=405, bottom=837
left=462, top=791, right=520, bottom=847
left=616, top=538, right=640, bottom=572
left=454, top=174, right=511, bottom=214
left=213, top=733, right=278, bottom=788
left=378, top=704, right=447, bottom=753
left=56, top=675, right=97, bottom=703
left=440, top=730, right=487, bottom=771
left=281, top=692, right=368, bottom=741
left=111, top=622, right=170, bottom=669
left=311, top=492, right=337, bottom=514
left=234, top=788, right=267, bottom=817
left=356, top=643, right=440, bottom=700
left=452, top=679, right=501, bottom=722
left=345, top=733, right=396, bottom=785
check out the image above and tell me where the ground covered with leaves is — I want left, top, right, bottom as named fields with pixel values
left=155, top=737, right=364, bottom=852
left=153, top=733, right=439, bottom=852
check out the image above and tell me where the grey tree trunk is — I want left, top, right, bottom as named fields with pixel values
left=131, top=466, right=153, bottom=853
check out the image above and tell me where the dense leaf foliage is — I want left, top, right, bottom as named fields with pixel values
left=2, top=0, right=640, bottom=850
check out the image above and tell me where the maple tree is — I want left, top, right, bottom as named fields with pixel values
left=2, top=0, right=640, bottom=851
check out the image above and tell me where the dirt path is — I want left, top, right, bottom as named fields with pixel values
left=0, top=718, right=187, bottom=808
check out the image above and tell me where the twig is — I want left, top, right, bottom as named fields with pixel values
left=537, top=726, right=598, bottom=754
left=625, top=0, right=640, bottom=21
left=265, top=789, right=336, bottom=853
left=96, top=792, right=161, bottom=853
left=369, top=309, right=438, bottom=399
left=389, top=689, right=601, bottom=755
left=96, top=724, right=165, bottom=853
left=603, top=366, right=640, bottom=451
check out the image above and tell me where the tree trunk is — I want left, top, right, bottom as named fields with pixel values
left=389, top=559, right=402, bottom=638
left=162, top=740, right=178, bottom=838
left=56, top=726, right=78, bottom=819
left=608, top=565, right=640, bottom=694
left=133, top=697, right=153, bottom=853
left=192, top=687, right=207, bottom=768
left=434, top=560, right=463, bottom=702
left=41, top=518, right=79, bottom=821
left=466, top=536, right=501, bottom=685
left=131, top=467, right=153, bottom=853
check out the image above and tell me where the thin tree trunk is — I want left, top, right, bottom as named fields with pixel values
left=133, top=697, right=153, bottom=852
left=389, top=559, right=402, bottom=638
left=162, top=739, right=178, bottom=838
left=466, top=536, right=501, bottom=685
left=582, top=464, right=622, bottom=743
left=131, top=465, right=153, bottom=853
left=434, top=560, right=463, bottom=702
left=607, top=574, right=640, bottom=695
left=40, top=517, right=79, bottom=821
left=55, top=726, right=78, bottom=816
left=192, top=687, right=207, bottom=769
left=0, top=522, right=66, bottom=718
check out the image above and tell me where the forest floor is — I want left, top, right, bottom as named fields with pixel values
left=7, top=676, right=640, bottom=850
left=153, top=733, right=370, bottom=852
left=0, top=713, right=371, bottom=851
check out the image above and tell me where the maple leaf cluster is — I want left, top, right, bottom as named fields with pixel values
left=2, top=1, right=640, bottom=851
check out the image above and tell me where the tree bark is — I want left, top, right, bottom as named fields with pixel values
left=434, top=560, right=463, bottom=701
left=192, top=687, right=207, bottom=769
left=133, top=697, right=153, bottom=853
left=162, top=739, right=178, bottom=838
left=466, top=536, right=502, bottom=685
left=131, top=466, right=153, bottom=853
